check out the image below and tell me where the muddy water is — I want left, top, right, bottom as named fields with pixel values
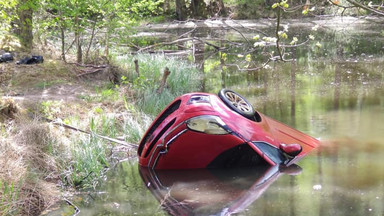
left=47, top=17, right=384, bottom=215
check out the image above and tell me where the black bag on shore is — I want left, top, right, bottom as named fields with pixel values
left=0, top=53, right=14, bottom=63
left=16, top=55, right=44, bottom=65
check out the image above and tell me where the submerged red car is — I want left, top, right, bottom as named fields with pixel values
left=138, top=89, right=319, bottom=169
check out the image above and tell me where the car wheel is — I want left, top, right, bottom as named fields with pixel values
left=218, top=89, right=255, bottom=119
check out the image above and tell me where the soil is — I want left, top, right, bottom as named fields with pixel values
left=1, top=60, right=112, bottom=104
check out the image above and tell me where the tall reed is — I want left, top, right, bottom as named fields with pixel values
left=113, top=54, right=202, bottom=115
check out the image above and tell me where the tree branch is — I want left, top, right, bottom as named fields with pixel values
left=344, top=0, right=384, bottom=16
left=275, top=7, right=285, bottom=61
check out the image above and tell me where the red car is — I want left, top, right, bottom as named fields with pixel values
left=138, top=89, right=319, bottom=169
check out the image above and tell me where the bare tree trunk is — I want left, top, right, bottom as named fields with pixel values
left=290, top=48, right=297, bottom=127
left=60, top=26, right=66, bottom=62
left=75, top=16, right=82, bottom=64
left=190, top=0, right=208, bottom=18
left=15, top=0, right=33, bottom=51
left=176, top=0, right=187, bottom=20
left=104, top=22, right=110, bottom=57
left=214, top=0, right=226, bottom=16
left=85, top=21, right=97, bottom=63
left=163, top=0, right=170, bottom=14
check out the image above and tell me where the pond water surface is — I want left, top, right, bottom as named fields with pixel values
left=46, top=17, right=383, bottom=216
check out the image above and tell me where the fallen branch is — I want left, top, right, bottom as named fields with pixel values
left=138, top=37, right=224, bottom=53
left=43, top=117, right=138, bottom=149
left=68, top=63, right=109, bottom=68
left=345, top=0, right=384, bottom=16
left=64, top=198, right=80, bottom=216
left=76, top=68, right=105, bottom=77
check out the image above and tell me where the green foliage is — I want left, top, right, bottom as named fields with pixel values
left=78, top=85, right=120, bottom=103
left=0, top=180, right=21, bottom=215
left=40, top=100, right=63, bottom=119
left=34, top=79, right=66, bottom=89
left=0, top=0, right=17, bottom=31
left=121, top=0, right=164, bottom=18
left=36, top=0, right=165, bottom=62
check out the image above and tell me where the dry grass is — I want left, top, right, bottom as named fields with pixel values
left=1, top=111, right=61, bottom=215
left=1, top=131, right=26, bottom=215
left=19, top=181, right=59, bottom=216
left=0, top=98, right=19, bottom=121
left=16, top=120, right=60, bottom=179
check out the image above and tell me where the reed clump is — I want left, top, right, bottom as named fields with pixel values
left=113, top=54, right=202, bottom=115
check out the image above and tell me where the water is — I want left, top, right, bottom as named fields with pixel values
left=46, top=17, right=384, bottom=215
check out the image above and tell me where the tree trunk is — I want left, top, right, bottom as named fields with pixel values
left=175, top=0, right=187, bottom=20
left=104, top=14, right=111, bottom=57
left=163, top=0, right=170, bottom=14
left=190, top=0, right=208, bottom=18
left=15, top=0, right=33, bottom=51
left=60, top=26, right=66, bottom=62
left=85, top=21, right=97, bottom=63
left=216, top=0, right=226, bottom=16
left=104, top=30, right=109, bottom=57
left=75, top=16, right=82, bottom=63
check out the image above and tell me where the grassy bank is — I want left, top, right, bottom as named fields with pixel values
left=0, top=53, right=201, bottom=215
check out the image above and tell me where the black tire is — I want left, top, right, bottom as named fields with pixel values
left=218, top=89, right=255, bottom=119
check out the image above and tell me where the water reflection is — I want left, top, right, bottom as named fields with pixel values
left=139, top=165, right=302, bottom=216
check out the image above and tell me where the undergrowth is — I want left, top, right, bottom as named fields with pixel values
left=0, top=180, right=21, bottom=215
left=113, top=54, right=202, bottom=115
left=63, top=135, right=109, bottom=188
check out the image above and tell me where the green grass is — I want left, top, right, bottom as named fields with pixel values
left=122, top=113, right=153, bottom=143
left=0, top=180, right=20, bottom=215
left=59, top=113, right=146, bottom=189
left=77, top=85, right=120, bottom=103
left=34, top=79, right=66, bottom=89
left=63, top=134, right=109, bottom=189
left=113, top=54, right=202, bottom=115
